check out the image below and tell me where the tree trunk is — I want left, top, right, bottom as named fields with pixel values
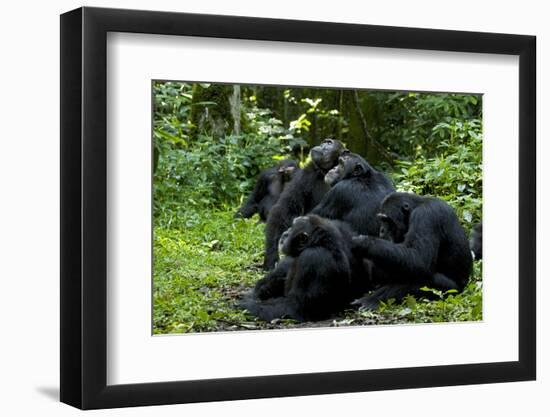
left=338, top=89, right=344, bottom=140
left=353, top=90, right=371, bottom=153
left=345, top=90, right=369, bottom=157
left=190, top=84, right=232, bottom=137
left=229, top=85, right=241, bottom=135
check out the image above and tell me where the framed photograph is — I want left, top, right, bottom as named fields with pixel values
left=60, top=6, right=536, bottom=410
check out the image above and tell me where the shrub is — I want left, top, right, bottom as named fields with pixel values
left=392, top=118, right=482, bottom=227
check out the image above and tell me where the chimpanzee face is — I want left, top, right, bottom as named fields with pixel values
left=324, top=161, right=343, bottom=186
left=278, top=227, right=291, bottom=255
left=377, top=194, right=414, bottom=243
left=310, top=138, right=346, bottom=171
left=325, top=152, right=370, bottom=186
left=277, top=160, right=298, bottom=182
left=377, top=216, right=403, bottom=243
left=280, top=216, right=315, bottom=257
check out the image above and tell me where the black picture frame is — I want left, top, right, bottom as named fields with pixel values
left=60, top=6, right=536, bottom=410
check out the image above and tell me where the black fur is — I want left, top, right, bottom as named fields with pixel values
left=236, top=159, right=299, bottom=222
left=470, top=222, right=482, bottom=260
left=243, top=215, right=361, bottom=322
left=254, top=219, right=372, bottom=303
left=352, top=192, right=473, bottom=309
left=254, top=256, right=293, bottom=300
left=311, top=152, right=395, bottom=235
left=263, top=139, right=346, bottom=270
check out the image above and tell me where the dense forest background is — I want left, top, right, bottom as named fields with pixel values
left=153, top=81, right=483, bottom=334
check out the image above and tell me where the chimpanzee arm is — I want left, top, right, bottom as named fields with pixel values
left=236, top=170, right=272, bottom=218
left=353, top=211, right=439, bottom=280
left=263, top=178, right=309, bottom=270
left=254, top=256, right=293, bottom=300
left=310, top=184, right=350, bottom=219
left=263, top=204, right=288, bottom=270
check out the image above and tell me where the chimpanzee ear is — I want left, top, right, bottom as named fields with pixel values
left=353, top=163, right=367, bottom=177
left=297, top=232, right=309, bottom=244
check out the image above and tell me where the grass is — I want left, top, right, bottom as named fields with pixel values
left=153, top=208, right=483, bottom=334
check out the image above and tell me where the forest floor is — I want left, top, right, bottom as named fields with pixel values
left=153, top=208, right=483, bottom=334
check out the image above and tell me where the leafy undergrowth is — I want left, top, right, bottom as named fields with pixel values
left=153, top=209, right=482, bottom=334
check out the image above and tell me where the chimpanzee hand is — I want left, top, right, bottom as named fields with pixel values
left=351, top=234, right=374, bottom=255
left=254, top=276, right=284, bottom=300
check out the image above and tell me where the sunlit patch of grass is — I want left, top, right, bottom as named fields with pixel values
left=153, top=210, right=265, bottom=333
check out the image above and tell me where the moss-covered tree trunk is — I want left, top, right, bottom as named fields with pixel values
left=342, top=90, right=391, bottom=166
left=345, top=90, right=369, bottom=158
left=190, top=84, right=233, bottom=137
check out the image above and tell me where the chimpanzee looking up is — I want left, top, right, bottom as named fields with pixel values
left=263, top=138, right=346, bottom=270
left=235, top=159, right=299, bottom=222
left=311, top=152, right=395, bottom=236
left=352, top=192, right=473, bottom=310
left=242, top=215, right=357, bottom=322
left=470, top=222, right=483, bottom=260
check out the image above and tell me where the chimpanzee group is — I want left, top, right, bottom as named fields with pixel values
left=237, top=138, right=482, bottom=322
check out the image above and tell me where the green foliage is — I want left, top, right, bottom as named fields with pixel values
left=153, top=210, right=265, bottom=333
left=370, top=92, right=481, bottom=158
left=153, top=81, right=194, bottom=153
left=392, top=117, right=482, bottom=226
left=153, top=84, right=306, bottom=228
left=285, top=90, right=347, bottom=142
left=154, top=129, right=284, bottom=227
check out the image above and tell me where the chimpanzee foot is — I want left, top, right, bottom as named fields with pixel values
left=351, top=295, right=380, bottom=311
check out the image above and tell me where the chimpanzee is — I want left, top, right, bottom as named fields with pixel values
left=253, top=216, right=371, bottom=302
left=470, top=222, right=483, bottom=260
left=311, top=152, right=395, bottom=236
left=351, top=192, right=473, bottom=310
left=242, top=215, right=359, bottom=322
left=263, top=138, right=346, bottom=270
left=235, top=159, right=300, bottom=222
